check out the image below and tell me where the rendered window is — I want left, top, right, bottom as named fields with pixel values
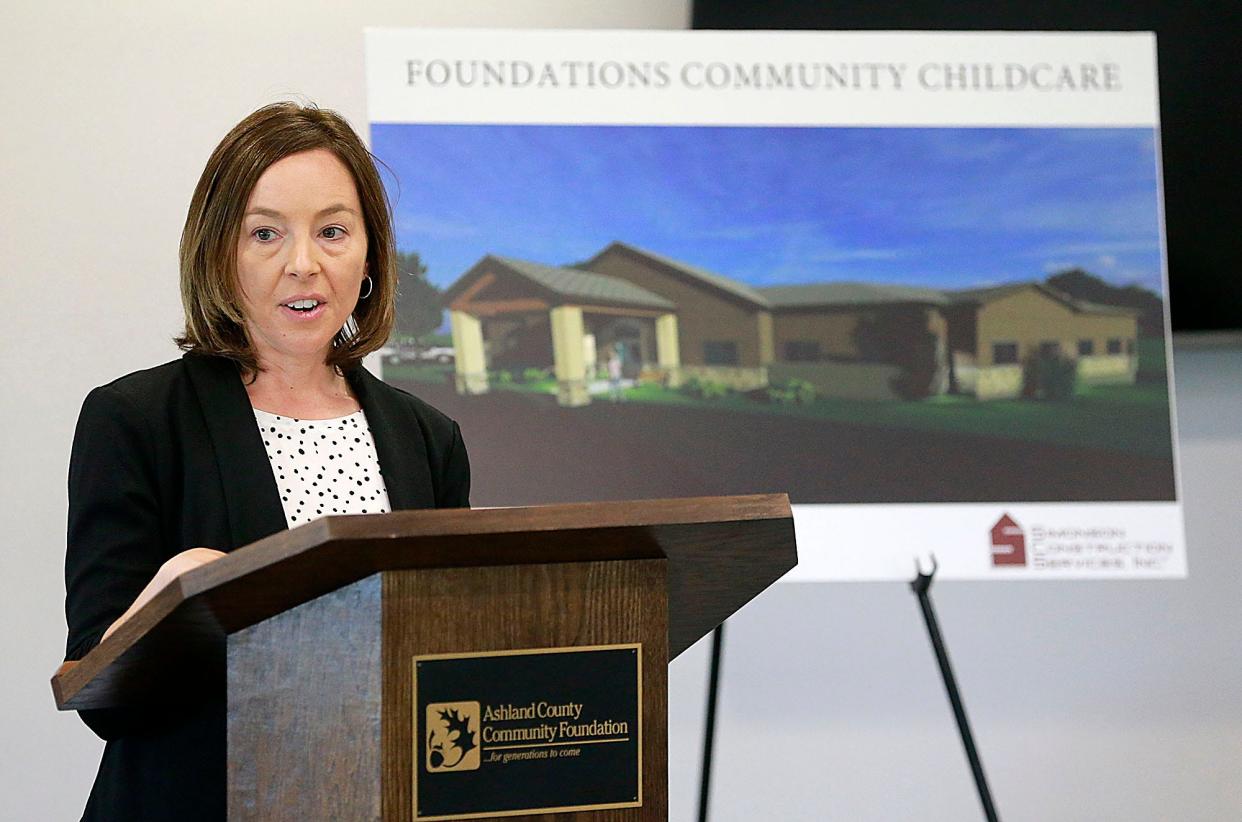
left=784, top=340, right=821, bottom=362
left=703, top=341, right=740, bottom=366
left=1078, top=339, right=1095, bottom=356
left=992, top=342, right=1019, bottom=365
left=1107, top=338, right=1123, bottom=355
left=1039, top=340, right=1061, bottom=358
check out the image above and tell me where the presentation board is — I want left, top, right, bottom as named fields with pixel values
left=365, top=29, right=1184, bottom=581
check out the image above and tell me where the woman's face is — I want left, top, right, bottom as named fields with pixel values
left=236, top=148, right=368, bottom=368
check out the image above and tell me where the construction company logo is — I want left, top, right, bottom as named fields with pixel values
left=425, top=701, right=481, bottom=773
left=990, top=513, right=1027, bottom=566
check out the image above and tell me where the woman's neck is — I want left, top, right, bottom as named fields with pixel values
left=244, top=354, right=361, bottom=420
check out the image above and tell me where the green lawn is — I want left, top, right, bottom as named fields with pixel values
left=1137, top=335, right=1168, bottom=380
left=384, top=362, right=1174, bottom=458
left=495, top=378, right=559, bottom=394
left=620, top=381, right=1174, bottom=458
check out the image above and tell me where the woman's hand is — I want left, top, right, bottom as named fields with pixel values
left=159, top=547, right=228, bottom=578
left=100, top=547, right=227, bottom=642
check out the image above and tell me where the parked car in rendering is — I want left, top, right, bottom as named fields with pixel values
left=381, top=345, right=455, bottom=366
left=417, top=346, right=456, bottom=364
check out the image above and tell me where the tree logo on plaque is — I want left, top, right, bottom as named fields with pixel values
left=425, top=701, right=481, bottom=772
left=990, top=514, right=1027, bottom=567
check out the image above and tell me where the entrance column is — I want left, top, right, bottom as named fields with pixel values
left=450, top=310, right=488, bottom=395
left=656, top=313, right=682, bottom=388
left=550, top=305, right=589, bottom=407
left=757, top=311, right=775, bottom=366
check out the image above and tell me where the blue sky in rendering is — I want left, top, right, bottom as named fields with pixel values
left=371, top=125, right=1164, bottom=295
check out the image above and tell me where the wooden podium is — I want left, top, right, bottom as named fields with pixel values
left=52, top=494, right=796, bottom=821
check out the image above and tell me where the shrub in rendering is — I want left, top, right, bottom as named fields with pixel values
left=852, top=307, right=942, bottom=400
left=767, top=378, right=817, bottom=405
left=682, top=376, right=730, bottom=400
left=1022, top=352, right=1078, bottom=400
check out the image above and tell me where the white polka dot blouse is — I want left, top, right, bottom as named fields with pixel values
left=253, top=408, right=392, bottom=527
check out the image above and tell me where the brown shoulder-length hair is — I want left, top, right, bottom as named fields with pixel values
left=176, top=102, right=396, bottom=375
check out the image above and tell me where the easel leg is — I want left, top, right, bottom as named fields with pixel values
left=697, top=623, right=725, bottom=822
left=911, top=558, right=1001, bottom=822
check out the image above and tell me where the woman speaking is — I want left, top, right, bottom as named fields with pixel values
left=64, top=102, right=470, bottom=819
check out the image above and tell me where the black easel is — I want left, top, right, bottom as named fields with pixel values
left=696, top=623, right=725, bottom=822
left=911, top=556, right=1001, bottom=822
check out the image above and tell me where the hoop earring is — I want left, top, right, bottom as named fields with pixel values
left=359, top=275, right=373, bottom=300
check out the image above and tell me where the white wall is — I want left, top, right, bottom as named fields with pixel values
left=4, top=4, right=1238, bottom=820
left=0, top=3, right=689, bottom=820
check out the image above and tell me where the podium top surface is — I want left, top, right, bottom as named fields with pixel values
left=54, top=494, right=795, bottom=710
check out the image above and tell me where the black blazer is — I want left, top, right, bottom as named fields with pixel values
left=65, top=352, right=469, bottom=821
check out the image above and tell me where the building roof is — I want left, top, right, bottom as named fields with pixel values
left=596, top=245, right=1138, bottom=316
left=447, top=245, right=1144, bottom=318
left=948, top=283, right=1042, bottom=303
left=457, top=254, right=676, bottom=311
left=758, top=282, right=949, bottom=308
left=588, top=242, right=772, bottom=309
left=947, top=282, right=1142, bottom=316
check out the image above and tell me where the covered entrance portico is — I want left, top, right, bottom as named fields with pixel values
left=443, top=255, right=681, bottom=407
